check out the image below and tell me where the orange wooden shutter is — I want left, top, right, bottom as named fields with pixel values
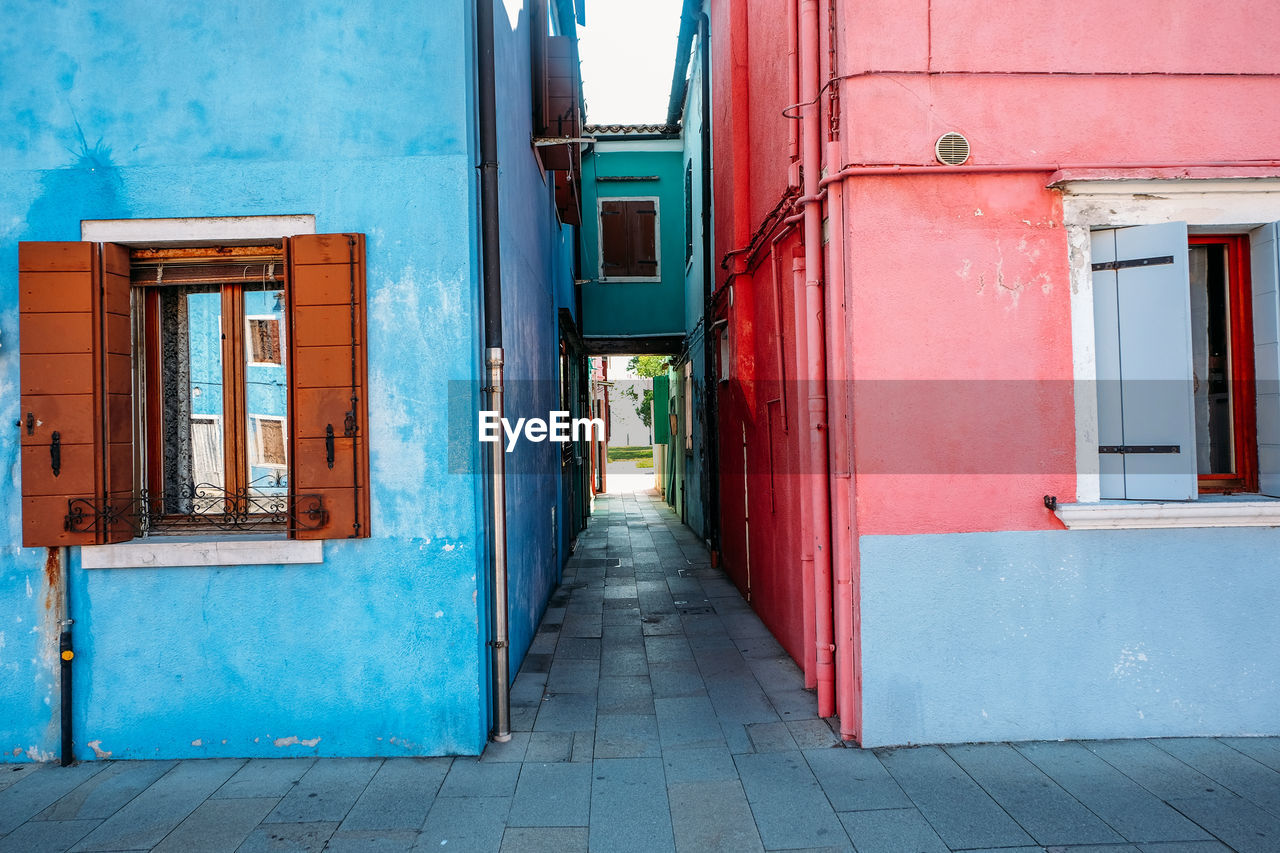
left=286, top=234, right=370, bottom=539
left=19, top=242, right=133, bottom=547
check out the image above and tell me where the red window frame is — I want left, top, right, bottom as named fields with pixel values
left=140, top=249, right=288, bottom=525
left=1190, top=234, right=1258, bottom=494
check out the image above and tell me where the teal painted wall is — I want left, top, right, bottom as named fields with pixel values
left=580, top=144, right=686, bottom=338
left=679, top=19, right=711, bottom=539
left=1, top=0, right=575, bottom=761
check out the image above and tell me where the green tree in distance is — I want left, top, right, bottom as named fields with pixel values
left=625, top=355, right=668, bottom=430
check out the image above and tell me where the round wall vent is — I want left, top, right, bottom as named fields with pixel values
left=935, top=132, right=970, bottom=166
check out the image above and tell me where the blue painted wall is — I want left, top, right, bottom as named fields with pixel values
left=859, top=530, right=1280, bottom=747
left=491, top=1, right=580, bottom=680
left=0, top=0, right=574, bottom=761
left=581, top=143, right=687, bottom=338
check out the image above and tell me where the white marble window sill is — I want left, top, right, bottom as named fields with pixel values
left=1054, top=496, right=1280, bottom=530
left=80, top=537, right=323, bottom=569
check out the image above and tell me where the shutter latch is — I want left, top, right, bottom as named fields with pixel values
left=25, top=412, right=34, bottom=435
left=1098, top=445, right=1180, bottom=454
left=50, top=431, right=61, bottom=477
left=325, top=425, right=335, bottom=470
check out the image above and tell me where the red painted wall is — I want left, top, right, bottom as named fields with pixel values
left=709, top=0, right=1280, bottom=716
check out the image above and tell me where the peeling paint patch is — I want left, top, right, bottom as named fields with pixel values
left=191, top=739, right=203, bottom=747
left=26, top=745, right=54, bottom=762
left=87, top=740, right=112, bottom=759
left=1112, top=645, right=1150, bottom=680
left=273, top=735, right=321, bottom=748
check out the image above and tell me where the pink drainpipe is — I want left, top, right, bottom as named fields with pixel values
left=798, top=0, right=835, bottom=718
left=788, top=247, right=817, bottom=688
left=781, top=0, right=812, bottom=684
left=823, top=139, right=859, bottom=740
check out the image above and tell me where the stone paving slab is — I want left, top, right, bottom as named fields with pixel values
left=71, top=759, right=243, bottom=852
left=877, top=745, right=1035, bottom=850
left=3, top=490, right=1280, bottom=852
left=1016, top=741, right=1214, bottom=844
left=261, top=758, right=380, bottom=825
left=150, top=796, right=277, bottom=853
left=946, top=742, right=1124, bottom=847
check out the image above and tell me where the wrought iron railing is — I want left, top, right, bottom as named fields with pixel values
left=65, top=483, right=328, bottom=537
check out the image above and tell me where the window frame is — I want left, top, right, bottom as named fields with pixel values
left=597, top=196, right=661, bottom=282
left=246, top=314, right=284, bottom=366
left=1187, top=234, right=1258, bottom=493
left=1055, top=176, right=1280, bottom=527
left=250, top=414, right=289, bottom=471
left=139, top=249, right=290, bottom=528
left=69, top=217, right=343, bottom=564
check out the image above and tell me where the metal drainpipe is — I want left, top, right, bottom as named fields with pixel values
left=799, top=0, right=836, bottom=718
left=823, top=140, right=859, bottom=741
left=476, top=0, right=511, bottom=743
left=48, top=547, right=74, bottom=765
left=699, top=12, right=718, bottom=554
left=791, top=251, right=817, bottom=688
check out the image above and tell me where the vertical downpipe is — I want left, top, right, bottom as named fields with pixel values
left=49, top=547, right=74, bottom=765
left=800, top=0, right=836, bottom=718
left=787, top=0, right=800, bottom=164
left=486, top=348, right=511, bottom=742
left=791, top=252, right=816, bottom=688
left=699, top=13, right=718, bottom=554
left=476, top=0, right=511, bottom=743
left=824, top=140, right=859, bottom=741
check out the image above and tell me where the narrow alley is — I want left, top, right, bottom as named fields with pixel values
left=2, top=486, right=1279, bottom=852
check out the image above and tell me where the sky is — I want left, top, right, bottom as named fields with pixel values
left=576, top=0, right=686, bottom=126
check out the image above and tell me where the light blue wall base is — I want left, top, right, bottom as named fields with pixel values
left=859, top=528, right=1280, bottom=747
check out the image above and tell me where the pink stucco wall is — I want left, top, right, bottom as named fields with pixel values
left=844, top=0, right=1280, bottom=75
left=841, top=173, right=1076, bottom=535
left=833, top=0, right=1280, bottom=534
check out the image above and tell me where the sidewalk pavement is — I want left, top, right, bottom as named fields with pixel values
left=1, top=487, right=1278, bottom=852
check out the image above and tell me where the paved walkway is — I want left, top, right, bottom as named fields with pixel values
left=3, top=488, right=1280, bottom=851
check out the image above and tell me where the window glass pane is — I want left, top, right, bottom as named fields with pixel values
left=244, top=284, right=288, bottom=503
left=1189, top=244, right=1235, bottom=475
left=160, top=285, right=224, bottom=514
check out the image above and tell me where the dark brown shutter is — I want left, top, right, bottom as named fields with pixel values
left=600, top=200, right=630, bottom=277
left=19, top=242, right=133, bottom=546
left=630, top=200, right=658, bottom=276
left=286, top=234, right=370, bottom=539
left=531, top=0, right=549, bottom=135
